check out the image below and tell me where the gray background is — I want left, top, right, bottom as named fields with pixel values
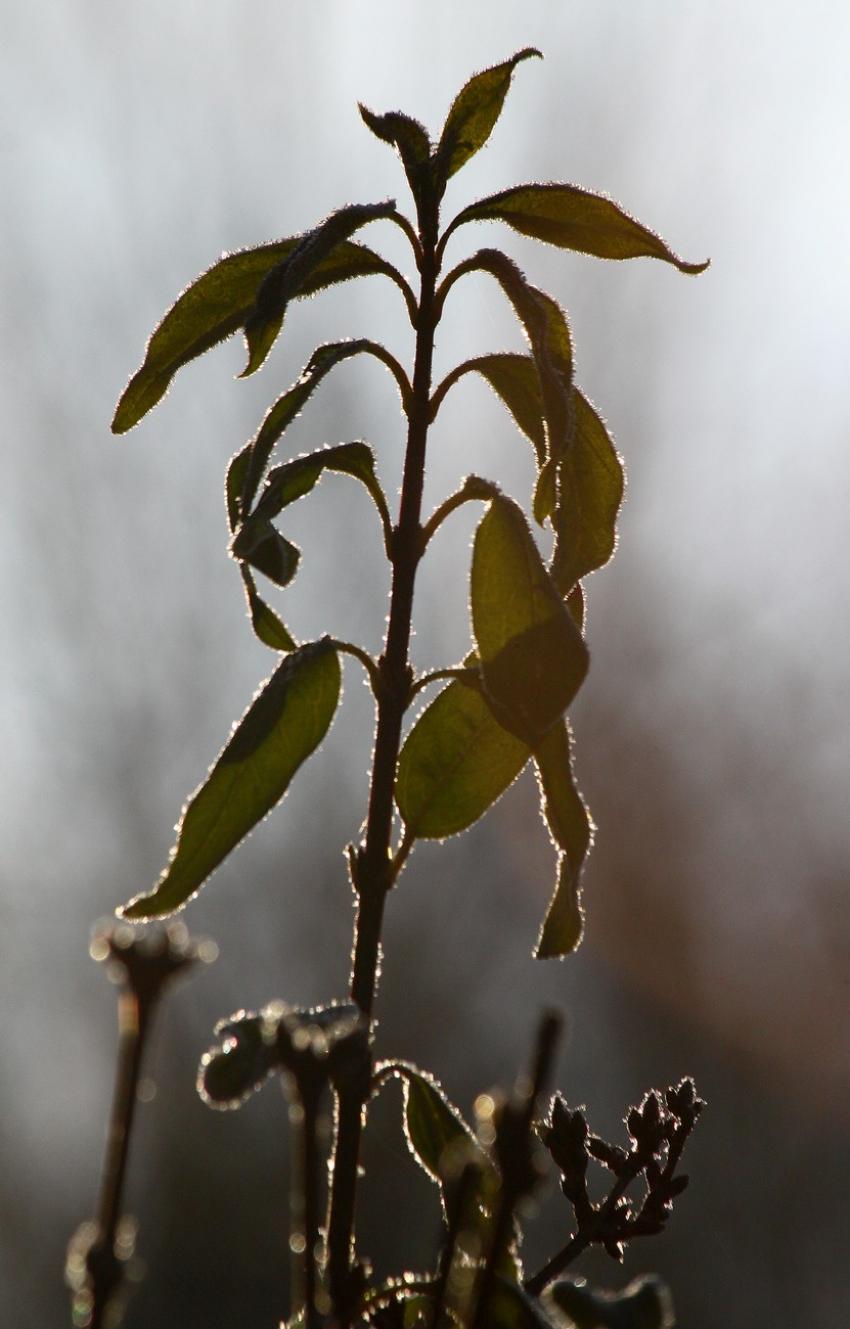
left=2, top=3, right=848, bottom=1326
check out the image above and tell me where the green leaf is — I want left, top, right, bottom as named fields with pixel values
left=395, top=673, right=529, bottom=839
left=239, top=566, right=297, bottom=652
left=446, top=183, right=709, bottom=273
left=359, top=105, right=433, bottom=213
left=197, top=1009, right=280, bottom=1110
left=231, top=442, right=389, bottom=598
left=119, top=640, right=341, bottom=919
left=250, top=441, right=389, bottom=533
left=551, top=393, right=624, bottom=594
left=229, top=338, right=406, bottom=524
left=434, top=48, right=541, bottom=187
left=459, top=252, right=573, bottom=470
left=112, top=237, right=402, bottom=433
left=471, top=497, right=588, bottom=744
left=402, top=1064, right=478, bottom=1186
left=242, top=201, right=397, bottom=376
left=226, top=441, right=252, bottom=534
left=432, top=353, right=546, bottom=466
left=533, top=722, right=593, bottom=958
left=231, top=518, right=300, bottom=588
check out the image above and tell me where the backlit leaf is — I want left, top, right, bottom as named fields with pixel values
left=434, top=49, right=541, bottom=187
left=251, top=441, right=389, bottom=533
left=533, top=722, right=593, bottom=958
left=456, top=251, right=572, bottom=470
left=230, top=518, right=300, bottom=588
left=197, top=1009, right=280, bottom=1110
left=359, top=105, right=433, bottom=214
left=402, top=1064, right=477, bottom=1185
left=396, top=673, right=529, bottom=839
left=230, top=338, right=407, bottom=523
left=242, top=201, right=397, bottom=376
left=119, top=640, right=341, bottom=919
left=472, top=496, right=588, bottom=744
left=240, top=566, right=297, bottom=652
left=551, top=393, right=624, bottom=595
left=112, top=238, right=402, bottom=433
left=431, top=353, right=546, bottom=466
left=446, top=183, right=709, bottom=273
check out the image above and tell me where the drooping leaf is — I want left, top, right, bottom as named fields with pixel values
left=239, top=566, right=297, bottom=652
left=229, top=338, right=408, bottom=525
left=359, top=105, right=434, bottom=215
left=242, top=201, right=397, bottom=376
left=533, top=722, right=593, bottom=958
left=250, top=441, right=390, bottom=534
left=231, top=443, right=389, bottom=597
left=433, top=48, right=542, bottom=188
left=231, top=518, right=300, bottom=588
left=395, top=673, right=529, bottom=840
left=550, top=393, right=624, bottom=595
left=431, top=353, right=546, bottom=466
left=471, top=496, right=588, bottom=744
left=119, top=640, right=341, bottom=919
left=455, top=251, right=572, bottom=468
left=113, top=238, right=403, bottom=433
left=226, top=441, right=252, bottom=534
left=445, top=183, right=709, bottom=273
left=226, top=459, right=297, bottom=649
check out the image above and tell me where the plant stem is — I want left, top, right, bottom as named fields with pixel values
left=327, top=208, right=441, bottom=1320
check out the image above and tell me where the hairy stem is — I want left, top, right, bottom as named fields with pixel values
left=326, top=205, right=441, bottom=1320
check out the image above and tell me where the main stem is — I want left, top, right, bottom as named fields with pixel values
left=326, top=210, right=440, bottom=1318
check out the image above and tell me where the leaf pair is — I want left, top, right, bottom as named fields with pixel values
left=113, top=210, right=411, bottom=436
left=360, top=49, right=542, bottom=220
left=396, top=497, right=591, bottom=956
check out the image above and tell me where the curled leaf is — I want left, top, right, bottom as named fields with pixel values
left=359, top=105, right=433, bottom=214
left=533, top=723, right=592, bottom=958
left=198, top=1007, right=281, bottom=1110
left=119, top=640, right=341, bottom=919
left=231, top=518, right=300, bottom=588
left=242, top=201, right=398, bottom=376
left=445, top=182, right=709, bottom=273
left=113, top=238, right=402, bottom=433
left=250, top=441, right=389, bottom=534
left=229, top=338, right=408, bottom=525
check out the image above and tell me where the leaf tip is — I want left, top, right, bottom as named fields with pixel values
left=680, top=255, right=711, bottom=275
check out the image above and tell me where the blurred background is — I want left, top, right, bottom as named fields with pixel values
left=2, top=2, right=848, bottom=1325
